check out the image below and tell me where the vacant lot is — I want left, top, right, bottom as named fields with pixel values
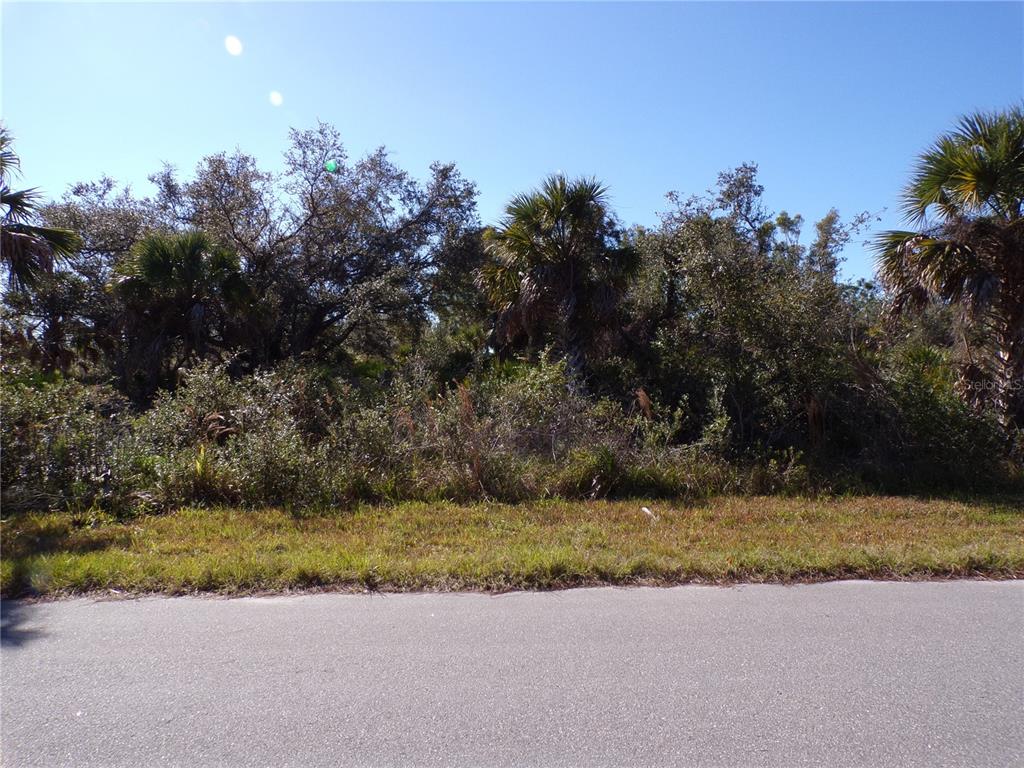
left=2, top=496, right=1022, bottom=596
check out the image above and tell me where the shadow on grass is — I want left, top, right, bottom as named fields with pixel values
left=2, top=517, right=133, bottom=560
left=882, top=492, right=1024, bottom=514
left=2, top=517, right=135, bottom=598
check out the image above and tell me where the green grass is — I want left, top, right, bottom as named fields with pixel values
left=2, top=496, right=1022, bottom=596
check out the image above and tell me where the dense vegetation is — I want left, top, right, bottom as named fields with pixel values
left=3, top=108, right=1022, bottom=517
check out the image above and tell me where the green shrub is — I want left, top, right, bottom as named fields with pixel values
left=836, top=345, right=1009, bottom=493
left=108, top=363, right=344, bottom=511
left=1, top=365, right=127, bottom=512
left=2, top=348, right=1018, bottom=515
left=554, top=446, right=622, bottom=498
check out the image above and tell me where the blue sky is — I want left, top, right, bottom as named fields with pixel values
left=3, top=1, right=1022, bottom=279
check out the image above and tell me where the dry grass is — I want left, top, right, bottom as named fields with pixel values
left=2, top=496, right=1022, bottom=596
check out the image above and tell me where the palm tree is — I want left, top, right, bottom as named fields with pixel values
left=477, top=174, right=635, bottom=382
left=875, top=107, right=1024, bottom=429
left=0, top=126, right=81, bottom=290
left=112, top=230, right=250, bottom=400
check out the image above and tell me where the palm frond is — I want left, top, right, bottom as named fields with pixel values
left=4, top=221, right=81, bottom=258
left=0, top=126, right=22, bottom=182
left=1, top=186, right=43, bottom=223
left=0, top=127, right=83, bottom=288
left=904, top=106, right=1024, bottom=224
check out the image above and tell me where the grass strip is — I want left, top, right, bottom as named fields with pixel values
left=2, top=496, right=1022, bottom=596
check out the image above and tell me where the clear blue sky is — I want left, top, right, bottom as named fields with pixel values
left=3, top=2, right=1022, bottom=279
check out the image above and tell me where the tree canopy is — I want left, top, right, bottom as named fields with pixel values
left=875, top=107, right=1024, bottom=428
left=2, top=107, right=1021, bottom=508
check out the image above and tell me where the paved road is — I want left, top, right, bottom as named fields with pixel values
left=2, top=582, right=1022, bottom=767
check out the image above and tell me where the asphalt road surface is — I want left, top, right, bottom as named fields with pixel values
left=2, top=581, right=1022, bottom=767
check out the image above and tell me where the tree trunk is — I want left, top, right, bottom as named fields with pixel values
left=560, top=287, right=586, bottom=391
left=40, top=308, right=64, bottom=373
left=994, top=316, right=1024, bottom=431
